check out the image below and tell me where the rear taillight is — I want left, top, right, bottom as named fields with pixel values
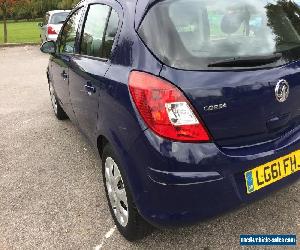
left=129, top=71, right=211, bottom=142
left=47, top=26, right=57, bottom=35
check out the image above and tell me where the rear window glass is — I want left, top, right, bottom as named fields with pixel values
left=50, top=12, right=70, bottom=24
left=139, top=0, right=300, bottom=70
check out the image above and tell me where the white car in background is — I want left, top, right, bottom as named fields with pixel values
left=39, top=10, right=71, bottom=43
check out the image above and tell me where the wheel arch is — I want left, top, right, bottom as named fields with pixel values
left=97, top=134, right=109, bottom=159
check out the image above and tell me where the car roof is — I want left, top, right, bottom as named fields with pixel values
left=74, top=0, right=155, bottom=28
left=135, top=0, right=157, bottom=28
left=47, top=10, right=71, bottom=16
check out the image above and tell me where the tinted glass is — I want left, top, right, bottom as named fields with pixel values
left=103, top=9, right=119, bottom=58
left=81, top=4, right=110, bottom=58
left=59, top=8, right=83, bottom=54
left=50, top=12, right=70, bottom=24
left=139, top=0, right=300, bottom=70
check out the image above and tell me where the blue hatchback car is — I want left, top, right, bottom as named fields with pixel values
left=41, top=0, right=300, bottom=241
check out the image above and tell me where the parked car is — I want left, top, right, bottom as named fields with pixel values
left=40, top=0, right=300, bottom=241
left=39, top=10, right=70, bottom=43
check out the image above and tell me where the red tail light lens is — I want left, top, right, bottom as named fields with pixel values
left=48, top=26, right=57, bottom=35
left=129, top=71, right=211, bottom=142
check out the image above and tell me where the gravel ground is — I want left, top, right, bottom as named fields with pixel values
left=0, top=46, right=299, bottom=250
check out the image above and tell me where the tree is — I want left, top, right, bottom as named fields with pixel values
left=58, top=0, right=80, bottom=9
left=0, top=0, right=82, bottom=43
left=0, top=0, right=16, bottom=43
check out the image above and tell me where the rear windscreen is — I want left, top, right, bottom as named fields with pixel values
left=138, top=0, right=300, bottom=70
left=50, top=12, right=70, bottom=24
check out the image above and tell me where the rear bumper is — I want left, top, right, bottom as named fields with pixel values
left=121, top=128, right=300, bottom=227
left=141, top=168, right=299, bottom=227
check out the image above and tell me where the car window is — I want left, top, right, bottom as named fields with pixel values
left=58, top=8, right=83, bottom=54
left=50, top=12, right=70, bottom=25
left=80, top=4, right=110, bottom=58
left=102, top=9, right=119, bottom=59
left=139, top=0, right=300, bottom=70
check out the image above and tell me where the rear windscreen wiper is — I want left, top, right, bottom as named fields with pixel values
left=207, top=53, right=282, bottom=68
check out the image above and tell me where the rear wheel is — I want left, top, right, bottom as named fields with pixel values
left=49, top=81, right=68, bottom=120
left=102, top=144, right=153, bottom=241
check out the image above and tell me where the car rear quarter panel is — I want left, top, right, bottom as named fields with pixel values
left=94, top=0, right=162, bottom=198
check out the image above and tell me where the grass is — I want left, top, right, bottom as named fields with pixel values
left=0, top=21, right=41, bottom=44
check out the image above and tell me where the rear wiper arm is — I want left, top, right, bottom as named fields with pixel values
left=208, top=53, right=282, bottom=68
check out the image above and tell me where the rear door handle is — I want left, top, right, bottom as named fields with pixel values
left=84, top=82, right=96, bottom=95
left=61, top=70, right=68, bottom=80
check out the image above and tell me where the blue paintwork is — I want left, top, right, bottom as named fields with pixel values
left=50, top=54, right=73, bottom=116
left=47, top=0, right=300, bottom=228
left=161, top=62, right=300, bottom=147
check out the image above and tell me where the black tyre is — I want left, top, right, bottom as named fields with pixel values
left=102, top=143, right=153, bottom=241
left=48, top=81, right=68, bottom=120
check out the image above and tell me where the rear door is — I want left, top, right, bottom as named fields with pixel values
left=69, top=2, right=121, bottom=140
left=50, top=8, right=84, bottom=118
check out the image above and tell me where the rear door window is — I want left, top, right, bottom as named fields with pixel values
left=103, top=9, right=120, bottom=58
left=80, top=4, right=110, bottom=58
left=80, top=5, right=119, bottom=59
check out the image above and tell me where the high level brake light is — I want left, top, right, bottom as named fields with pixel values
left=129, top=71, right=211, bottom=142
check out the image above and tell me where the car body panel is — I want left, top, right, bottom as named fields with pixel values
left=69, top=57, right=109, bottom=141
left=49, top=54, right=73, bottom=115
left=122, top=125, right=300, bottom=226
left=46, top=0, right=300, bottom=228
left=160, top=61, right=300, bottom=147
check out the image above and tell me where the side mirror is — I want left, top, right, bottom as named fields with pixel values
left=38, top=22, right=43, bottom=27
left=40, top=41, right=56, bottom=54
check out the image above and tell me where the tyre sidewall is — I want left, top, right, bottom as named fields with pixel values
left=102, top=144, right=149, bottom=241
left=48, top=81, right=67, bottom=120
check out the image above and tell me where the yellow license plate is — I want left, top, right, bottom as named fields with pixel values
left=245, top=150, right=300, bottom=194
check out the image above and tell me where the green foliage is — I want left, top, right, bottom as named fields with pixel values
left=1, top=0, right=81, bottom=20
left=0, top=21, right=40, bottom=44
left=58, top=0, right=80, bottom=10
left=0, top=0, right=80, bottom=43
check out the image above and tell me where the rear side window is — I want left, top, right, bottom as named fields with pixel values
left=80, top=5, right=119, bottom=59
left=59, top=8, right=83, bottom=54
left=103, top=9, right=119, bottom=58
